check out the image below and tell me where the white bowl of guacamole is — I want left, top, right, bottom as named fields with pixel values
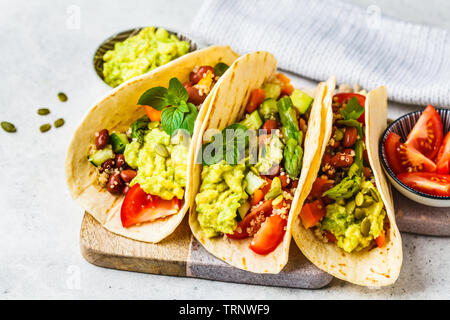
left=94, top=26, right=198, bottom=87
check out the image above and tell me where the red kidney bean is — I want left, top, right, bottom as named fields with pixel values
left=185, top=85, right=205, bottom=105
left=114, top=154, right=125, bottom=168
left=107, top=172, right=124, bottom=194
left=262, top=120, right=278, bottom=132
left=330, top=153, right=354, bottom=167
left=122, top=185, right=130, bottom=195
left=342, top=127, right=357, bottom=148
left=96, top=129, right=109, bottom=149
left=363, top=167, right=372, bottom=178
left=101, top=159, right=115, bottom=171
left=189, top=66, right=214, bottom=85
left=120, top=169, right=137, bottom=183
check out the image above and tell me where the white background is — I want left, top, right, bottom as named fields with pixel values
left=1, top=0, right=449, bottom=299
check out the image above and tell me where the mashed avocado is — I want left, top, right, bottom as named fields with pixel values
left=195, top=161, right=248, bottom=238
left=124, top=126, right=188, bottom=200
left=321, top=181, right=386, bottom=252
left=103, top=27, right=190, bottom=87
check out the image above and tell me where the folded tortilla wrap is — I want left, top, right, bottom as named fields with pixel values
left=291, top=83, right=403, bottom=286
left=66, top=46, right=239, bottom=243
left=188, top=51, right=328, bottom=273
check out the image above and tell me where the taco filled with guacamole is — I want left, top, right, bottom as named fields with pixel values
left=189, top=51, right=330, bottom=273
left=291, top=82, right=403, bottom=286
left=66, top=46, right=239, bottom=243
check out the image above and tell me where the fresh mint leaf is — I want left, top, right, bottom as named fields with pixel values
left=168, top=77, right=188, bottom=103
left=161, top=107, right=184, bottom=136
left=178, top=100, right=189, bottom=113
left=341, top=97, right=364, bottom=121
left=138, top=87, right=169, bottom=110
left=180, top=103, right=198, bottom=135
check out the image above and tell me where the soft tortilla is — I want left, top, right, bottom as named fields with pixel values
left=66, top=46, right=239, bottom=243
left=188, top=51, right=328, bottom=273
left=291, top=84, right=403, bottom=286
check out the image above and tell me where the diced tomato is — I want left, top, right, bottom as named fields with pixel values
left=226, top=200, right=273, bottom=239
left=333, top=93, right=366, bottom=124
left=249, top=214, right=287, bottom=255
left=299, top=199, right=326, bottom=229
left=375, top=230, right=386, bottom=248
left=120, top=184, right=180, bottom=228
left=399, top=143, right=436, bottom=173
left=324, top=230, right=337, bottom=243
left=397, top=172, right=450, bottom=197
left=384, top=132, right=405, bottom=174
left=262, top=119, right=278, bottom=132
left=276, top=73, right=293, bottom=95
left=261, top=177, right=272, bottom=195
left=251, top=189, right=264, bottom=206
left=246, top=88, right=265, bottom=113
left=309, top=177, right=334, bottom=200
left=436, top=132, right=450, bottom=174
left=405, top=105, right=443, bottom=160
left=144, top=106, right=162, bottom=122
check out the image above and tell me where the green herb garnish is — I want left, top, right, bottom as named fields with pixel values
left=130, top=116, right=150, bottom=143
left=213, top=62, right=229, bottom=76
left=341, top=97, right=364, bottom=121
left=137, top=77, right=198, bottom=136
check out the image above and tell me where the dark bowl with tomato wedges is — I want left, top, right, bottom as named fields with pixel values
left=380, top=107, right=450, bottom=207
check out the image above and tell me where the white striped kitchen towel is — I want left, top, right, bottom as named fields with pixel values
left=191, top=0, right=450, bottom=107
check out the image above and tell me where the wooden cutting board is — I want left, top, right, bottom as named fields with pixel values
left=80, top=212, right=333, bottom=289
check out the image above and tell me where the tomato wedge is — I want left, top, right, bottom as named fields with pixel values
left=436, top=132, right=450, bottom=174
left=120, top=184, right=180, bottom=228
left=397, top=172, right=450, bottom=197
left=250, top=189, right=264, bottom=206
left=246, top=88, right=265, bottom=113
left=384, top=132, right=405, bottom=174
left=226, top=200, right=273, bottom=239
left=299, top=199, right=326, bottom=229
left=249, top=214, right=287, bottom=255
left=144, top=106, right=162, bottom=122
left=405, top=105, right=443, bottom=160
left=398, top=143, right=436, bottom=173
left=333, top=93, right=366, bottom=123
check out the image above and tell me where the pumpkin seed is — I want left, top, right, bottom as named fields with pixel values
left=155, top=143, right=169, bottom=157
left=37, top=108, right=50, bottom=115
left=355, top=208, right=365, bottom=220
left=333, top=129, right=344, bottom=141
left=355, top=192, right=364, bottom=206
left=346, top=200, right=355, bottom=214
left=272, top=194, right=284, bottom=206
left=58, top=92, right=68, bottom=102
left=54, top=118, right=65, bottom=128
left=1, top=121, right=16, bottom=133
left=361, top=218, right=371, bottom=237
left=40, top=123, right=51, bottom=133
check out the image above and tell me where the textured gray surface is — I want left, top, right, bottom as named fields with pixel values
left=187, top=238, right=333, bottom=289
left=1, top=0, right=450, bottom=299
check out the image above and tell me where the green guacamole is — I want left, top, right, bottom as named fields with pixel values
left=124, top=126, right=188, bottom=200
left=320, top=181, right=385, bottom=252
left=195, top=161, right=248, bottom=238
left=103, top=27, right=190, bottom=87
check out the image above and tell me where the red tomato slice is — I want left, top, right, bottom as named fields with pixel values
left=226, top=200, right=273, bottom=239
left=299, top=199, right=326, bottom=229
left=384, top=132, right=405, bottom=174
left=333, top=93, right=366, bottom=123
left=120, top=184, right=180, bottom=228
left=405, top=105, right=443, bottom=160
left=436, top=132, right=450, bottom=174
left=249, top=214, right=287, bottom=255
left=246, top=88, right=265, bottom=113
left=397, top=172, right=450, bottom=197
left=399, top=143, right=436, bottom=173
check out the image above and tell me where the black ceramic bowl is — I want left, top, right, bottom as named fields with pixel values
left=379, top=108, right=450, bottom=207
left=93, top=27, right=199, bottom=86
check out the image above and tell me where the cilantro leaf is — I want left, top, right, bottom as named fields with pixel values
left=137, top=87, right=169, bottom=110
left=161, top=107, right=184, bottom=136
left=341, top=97, right=364, bottom=120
